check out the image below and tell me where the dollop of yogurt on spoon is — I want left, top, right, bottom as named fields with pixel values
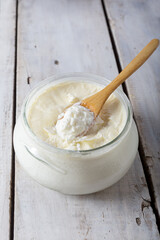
left=55, top=103, right=95, bottom=141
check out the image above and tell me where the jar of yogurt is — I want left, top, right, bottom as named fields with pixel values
left=13, top=73, right=138, bottom=195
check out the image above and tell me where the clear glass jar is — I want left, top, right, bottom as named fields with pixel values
left=13, top=73, right=138, bottom=195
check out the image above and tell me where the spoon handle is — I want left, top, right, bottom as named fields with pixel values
left=103, top=39, right=159, bottom=95
left=81, top=39, right=159, bottom=117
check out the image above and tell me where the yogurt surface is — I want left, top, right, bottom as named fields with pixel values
left=27, top=81, right=127, bottom=150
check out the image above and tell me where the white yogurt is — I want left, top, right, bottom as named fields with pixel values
left=56, top=103, right=95, bottom=140
left=13, top=73, right=138, bottom=194
left=27, top=81, right=127, bottom=150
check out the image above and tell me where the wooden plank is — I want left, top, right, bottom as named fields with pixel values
left=14, top=0, right=159, bottom=239
left=104, top=0, right=160, bottom=216
left=0, top=0, right=16, bottom=239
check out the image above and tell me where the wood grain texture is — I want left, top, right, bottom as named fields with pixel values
left=0, top=0, right=16, bottom=239
left=14, top=0, right=159, bottom=239
left=104, top=0, right=160, bottom=215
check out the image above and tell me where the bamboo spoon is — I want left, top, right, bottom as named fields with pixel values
left=81, top=39, right=159, bottom=117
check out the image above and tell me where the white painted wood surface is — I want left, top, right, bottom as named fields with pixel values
left=14, top=0, right=159, bottom=239
left=0, top=0, right=16, bottom=239
left=104, top=0, right=160, bottom=215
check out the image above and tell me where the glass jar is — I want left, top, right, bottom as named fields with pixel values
left=13, top=73, right=138, bottom=195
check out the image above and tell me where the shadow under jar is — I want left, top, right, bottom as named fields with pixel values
left=13, top=73, right=138, bottom=195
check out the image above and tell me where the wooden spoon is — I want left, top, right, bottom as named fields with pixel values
left=81, top=39, right=159, bottom=117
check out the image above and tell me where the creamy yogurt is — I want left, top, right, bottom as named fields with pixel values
left=13, top=74, right=138, bottom=194
left=27, top=81, right=127, bottom=150
left=56, top=103, right=95, bottom=140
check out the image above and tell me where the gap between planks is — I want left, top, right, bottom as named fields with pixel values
left=10, top=0, right=19, bottom=239
left=100, top=0, right=160, bottom=233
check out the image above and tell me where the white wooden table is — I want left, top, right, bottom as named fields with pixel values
left=0, top=0, right=160, bottom=239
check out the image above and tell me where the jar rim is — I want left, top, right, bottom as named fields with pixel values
left=22, top=72, right=132, bottom=154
